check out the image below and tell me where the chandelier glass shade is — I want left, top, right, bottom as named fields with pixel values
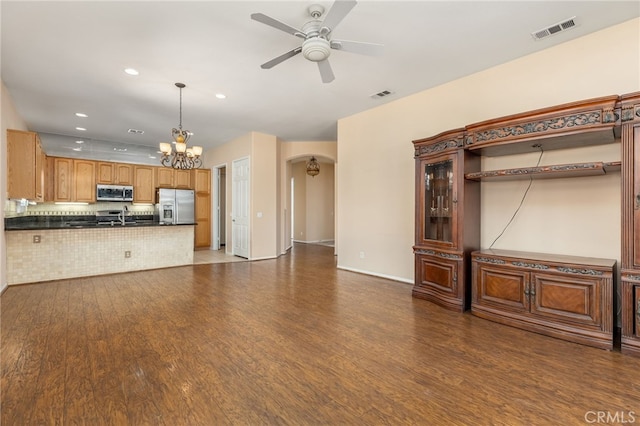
left=306, top=156, right=320, bottom=177
left=159, top=83, right=203, bottom=169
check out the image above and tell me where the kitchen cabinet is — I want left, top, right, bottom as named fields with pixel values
left=53, top=157, right=74, bottom=202
left=156, top=167, right=174, bottom=188
left=412, top=129, right=480, bottom=311
left=134, top=166, right=155, bottom=204
left=175, top=169, right=191, bottom=189
left=620, top=92, right=640, bottom=356
left=472, top=249, right=615, bottom=350
left=7, top=129, right=46, bottom=201
left=52, top=157, right=95, bottom=202
left=156, top=167, right=193, bottom=189
left=193, top=169, right=211, bottom=248
left=96, top=162, right=133, bottom=185
left=74, top=159, right=96, bottom=202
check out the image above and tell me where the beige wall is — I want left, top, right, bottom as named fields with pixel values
left=1, top=80, right=29, bottom=292
left=204, top=131, right=280, bottom=260
left=337, top=18, right=640, bottom=283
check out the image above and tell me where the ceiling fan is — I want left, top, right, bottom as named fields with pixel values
left=251, top=0, right=383, bottom=83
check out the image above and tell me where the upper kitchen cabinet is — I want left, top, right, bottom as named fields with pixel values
left=156, top=167, right=174, bottom=188
left=96, top=162, right=134, bottom=185
left=156, top=167, right=193, bottom=189
left=175, top=169, right=192, bottom=189
left=52, top=157, right=95, bottom=202
left=134, top=166, right=155, bottom=204
left=7, top=129, right=46, bottom=201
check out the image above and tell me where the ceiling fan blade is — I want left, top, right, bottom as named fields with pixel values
left=251, top=13, right=305, bottom=38
left=317, top=60, right=335, bottom=84
left=330, top=39, right=384, bottom=56
left=320, top=0, right=357, bottom=33
left=261, top=47, right=302, bottom=69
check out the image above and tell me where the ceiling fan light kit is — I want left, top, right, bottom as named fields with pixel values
left=251, top=0, right=383, bottom=83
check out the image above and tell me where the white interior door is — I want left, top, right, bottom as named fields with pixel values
left=232, top=157, right=250, bottom=258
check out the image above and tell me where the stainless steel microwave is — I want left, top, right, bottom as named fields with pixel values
left=96, top=184, right=134, bottom=202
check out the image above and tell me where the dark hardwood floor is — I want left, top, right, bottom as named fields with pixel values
left=2, top=243, right=639, bottom=425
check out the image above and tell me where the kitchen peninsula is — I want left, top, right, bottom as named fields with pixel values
left=5, top=214, right=194, bottom=285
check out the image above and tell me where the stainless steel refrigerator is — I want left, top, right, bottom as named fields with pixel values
left=157, top=188, right=195, bottom=225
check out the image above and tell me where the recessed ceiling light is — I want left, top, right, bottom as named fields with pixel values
left=75, top=140, right=84, bottom=144
left=113, top=147, right=127, bottom=152
left=215, top=93, right=226, bottom=99
left=75, top=127, right=87, bottom=131
left=75, top=112, right=88, bottom=118
left=72, top=147, right=82, bottom=152
left=124, top=68, right=139, bottom=76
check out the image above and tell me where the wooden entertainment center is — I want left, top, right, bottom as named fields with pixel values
left=413, top=92, right=640, bottom=354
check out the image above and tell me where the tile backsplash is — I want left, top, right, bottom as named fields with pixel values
left=5, top=200, right=155, bottom=218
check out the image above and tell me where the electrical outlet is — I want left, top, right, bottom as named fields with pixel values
left=33, top=235, right=41, bottom=243
left=125, top=251, right=131, bottom=258
left=359, top=251, right=365, bottom=259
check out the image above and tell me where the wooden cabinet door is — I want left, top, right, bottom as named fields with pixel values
left=54, top=157, right=74, bottom=202
left=34, top=136, right=45, bottom=201
left=134, top=166, right=155, bottom=203
left=415, top=253, right=459, bottom=296
left=195, top=192, right=211, bottom=248
left=529, top=272, right=602, bottom=328
left=193, top=169, right=211, bottom=193
left=156, top=167, right=174, bottom=188
left=96, top=162, right=114, bottom=184
left=175, top=169, right=192, bottom=189
left=416, top=152, right=459, bottom=250
left=74, top=160, right=96, bottom=202
left=473, top=263, right=529, bottom=314
left=115, top=163, right=134, bottom=185
left=7, top=129, right=37, bottom=200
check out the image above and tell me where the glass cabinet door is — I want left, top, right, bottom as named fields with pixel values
left=423, top=158, right=454, bottom=243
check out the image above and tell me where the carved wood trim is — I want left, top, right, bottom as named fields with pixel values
left=463, top=95, right=619, bottom=154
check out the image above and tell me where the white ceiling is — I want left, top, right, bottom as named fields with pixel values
left=2, top=1, right=639, bottom=165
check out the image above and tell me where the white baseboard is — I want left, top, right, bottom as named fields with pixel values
left=336, top=264, right=413, bottom=285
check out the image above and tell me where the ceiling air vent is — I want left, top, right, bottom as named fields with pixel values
left=371, top=90, right=394, bottom=99
left=127, top=128, right=144, bottom=135
left=531, top=16, right=578, bottom=41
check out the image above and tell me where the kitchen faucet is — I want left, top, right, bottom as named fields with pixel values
left=117, top=205, right=128, bottom=226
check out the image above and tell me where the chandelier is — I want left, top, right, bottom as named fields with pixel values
left=159, top=82, right=203, bottom=169
left=306, top=156, right=320, bottom=177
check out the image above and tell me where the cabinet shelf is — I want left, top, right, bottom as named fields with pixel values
left=464, top=161, right=621, bottom=181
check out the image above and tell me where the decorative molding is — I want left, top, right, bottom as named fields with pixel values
left=512, top=261, right=549, bottom=270
left=469, top=111, right=602, bottom=145
left=620, top=103, right=640, bottom=123
left=475, top=257, right=506, bottom=265
left=415, top=248, right=462, bottom=260
left=624, top=274, right=640, bottom=281
left=439, top=253, right=462, bottom=260
left=557, top=267, right=604, bottom=276
left=415, top=138, right=461, bottom=157
left=415, top=249, right=436, bottom=255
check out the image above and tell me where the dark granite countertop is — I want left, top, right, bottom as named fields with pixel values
left=4, top=215, right=196, bottom=231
